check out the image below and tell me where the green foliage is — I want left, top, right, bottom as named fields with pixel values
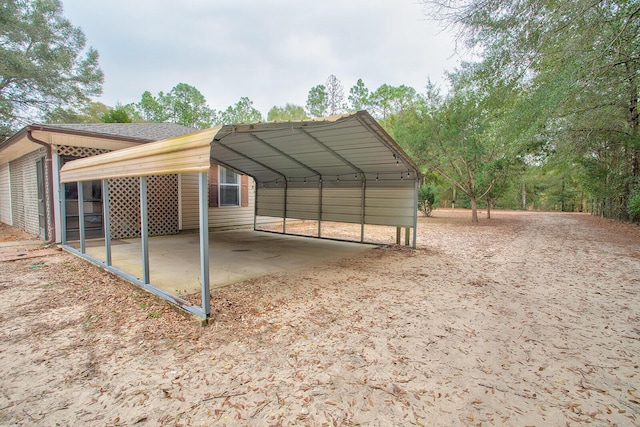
left=370, top=84, right=418, bottom=121
left=101, top=104, right=132, bottom=123
left=421, top=0, right=640, bottom=220
left=0, top=0, right=103, bottom=140
left=394, top=62, right=525, bottom=222
left=136, top=90, right=170, bottom=123
left=131, top=83, right=215, bottom=128
left=131, top=85, right=264, bottom=127
left=267, top=104, right=308, bottom=121
left=628, top=192, right=640, bottom=221
left=348, top=79, right=371, bottom=111
left=217, top=96, right=263, bottom=124
left=418, top=184, right=437, bottom=216
left=306, top=75, right=346, bottom=117
left=306, top=84, right=329, bottom=117
left=165, top=83, right=216, bottom=128
left=45, top=102, right=107, bottom=124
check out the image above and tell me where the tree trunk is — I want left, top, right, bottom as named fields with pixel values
left=470, top=196, right=478, bottom=223
left=486, top=197, right=491, bottom=219
left=628, top=63, right=639, bottom=178
left=452, top=186, right=457, bottom=211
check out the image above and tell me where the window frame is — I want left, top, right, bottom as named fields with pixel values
left=218, top=166, right=241, bottom=207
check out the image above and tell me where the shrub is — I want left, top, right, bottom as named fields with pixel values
left=418, top=184, right=437, bottom=217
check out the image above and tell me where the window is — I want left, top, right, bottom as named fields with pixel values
left=208, top=163, right=249, bottom=208
left=218, top=166, right=240, bottom=207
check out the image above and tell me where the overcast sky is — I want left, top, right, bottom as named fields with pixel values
left=61, top=0, right=462, bottom=117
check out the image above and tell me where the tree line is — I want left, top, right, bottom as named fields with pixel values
left=43, top=75, right=424, bottom=130
left=414, top=0, right=640, bottom=221
left=2, top=0, right=638, bottom=222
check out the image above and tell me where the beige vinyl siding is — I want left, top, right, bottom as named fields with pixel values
left=181, top=172, right=257, bottom=231
left=9, top=149, right=46, bottom=236
left=0, top=162, right=11, bottom=225
left=180, top=173, right=199, bottom=229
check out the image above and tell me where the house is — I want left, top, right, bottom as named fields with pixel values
left=0, top=123, right=258, bottom=243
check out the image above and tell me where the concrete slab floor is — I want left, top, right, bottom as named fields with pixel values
left=79, top=230, right=374, bottom=296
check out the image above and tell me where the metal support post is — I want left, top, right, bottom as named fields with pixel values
left=102, top=180, right=112, bottom=266
left=360, top=178, right=366, bottom=243
left=317, top=178, right=323, bottom=238
left=60, top=182, right=67, bottom=246
left=198, top=172, right=211, bottom=317
left=253, top=180, right=258, bottom=231
left=140, top=176, right=150, bottom=284
left=283, top=180, right=288, bottom=234
left=77, top=181, right=86, bottom=254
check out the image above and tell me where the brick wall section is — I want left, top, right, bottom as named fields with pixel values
left=9, top=148, right=46, bottom=236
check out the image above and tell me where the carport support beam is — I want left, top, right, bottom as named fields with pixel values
left=283, top=179, right=288, bottom=234
left=103, top=180, right=112, bottom=266
left=60, top=182, right=67, bottom=246
left=140, top=176, right=150, bottom=284
left=198, top=172, right=211, bottom=317
left=317, top=178, right=323, bottom=238
left=360, top=179, right=366, bottom=243
left=77, top=181, right=86, bottom=254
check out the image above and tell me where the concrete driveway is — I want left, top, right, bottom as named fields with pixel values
left=81, top=230, right=373, bottom=295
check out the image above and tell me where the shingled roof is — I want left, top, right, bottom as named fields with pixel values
left=40, top=123, right=197, bottom=141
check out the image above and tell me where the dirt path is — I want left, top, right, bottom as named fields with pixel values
left=0, top=211, right=639, bottom=426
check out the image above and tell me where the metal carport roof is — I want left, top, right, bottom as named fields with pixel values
left=59, top=111, right=421, bottom=319
left=60, top=111, right=419, bottom=187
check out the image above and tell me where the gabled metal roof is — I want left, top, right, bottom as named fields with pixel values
left=60, top=111, right=420, bottom=185
left=212, top=111, right=420, bottom=185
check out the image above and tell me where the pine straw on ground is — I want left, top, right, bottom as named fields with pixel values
left=1, top=210, right=639, bottom=426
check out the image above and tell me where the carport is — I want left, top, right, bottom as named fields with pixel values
left=59, top=111, right=421, bottom=319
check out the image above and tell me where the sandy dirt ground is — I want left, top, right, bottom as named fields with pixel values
left=0, top=210, right=639, bottom=426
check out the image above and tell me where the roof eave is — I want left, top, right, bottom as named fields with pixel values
left=353, top=110, right=422, bottom=182
left=27, top=124, right=153, bottom=143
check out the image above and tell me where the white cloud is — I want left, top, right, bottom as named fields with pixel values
left=61, top=0, right=462, bottom=116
